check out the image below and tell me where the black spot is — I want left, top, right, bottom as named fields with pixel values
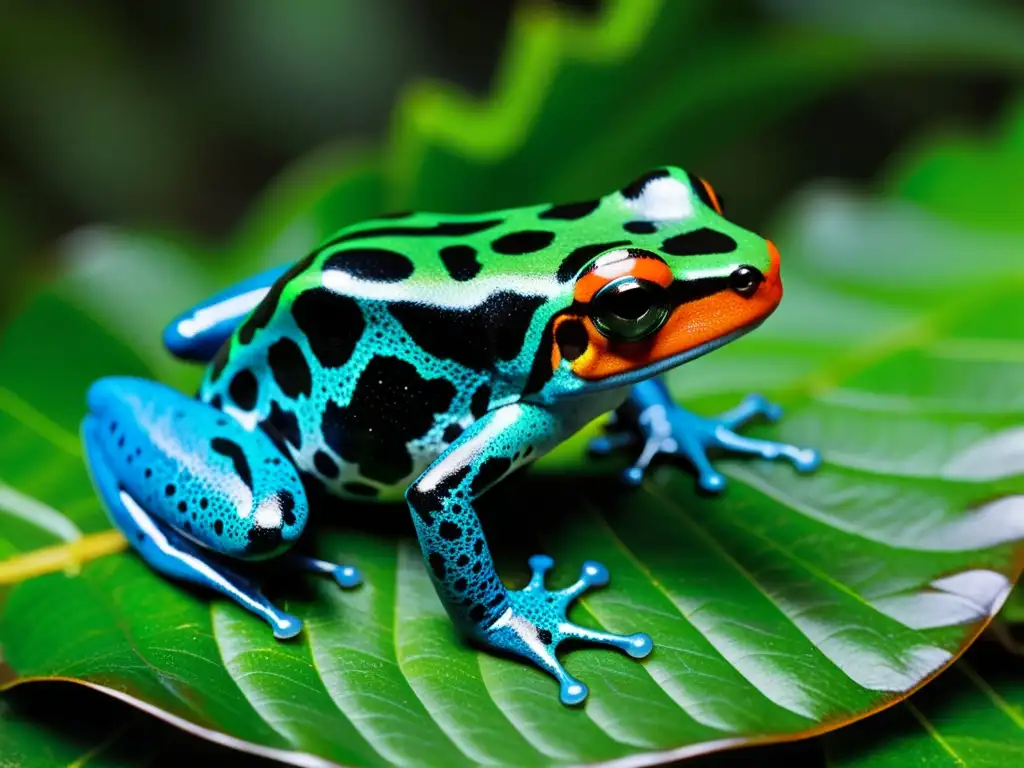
left=178, top=501, right=187, bottom=513
left=210, top=437, right=253, bottom=490
left=239, top=253, right=316, bottom=345
left=229, top=370, right=258, bottom=411
left=200, top=498, right=209, bottom=509
left=268, top=338, right=312, bottom=399
left=209, top=343, right=231, bottom=383
left=454, top=578, right=467, bottom=592
left=183, top=521, right=192, bottom=533
left=555, top=319, right=589, bottom=361
left=621, top=169, right=670, bottom=199
left=291, top=288, right=365, bottom=368
left=456, top=554, right=470, bottom=567
left=538, top=629, right=553, bottom=645
left=136, top=532, right=145, bottom=543
left=470, top=384, right=491, bottom=420
left=343, top=482, right=379, bottom=498
left=408, top=465, right=470, bottom=525
left=624, top=221, right=656, bottom=234
left=314, top=450, right=339, bottom=478
left=469, top=604, right=486, bottom=622
left=117, top=436, right=125, bottom=448
left=556, top=241, right=629, bottom=283
left=472, top=457, right=512, bottom=495
left=247, top=524, right=283, bottom=556
left=144, top=469, right=152, bottom=478
left=391, top=292, right=545, bottom=371
left=686, top=171, right=719, bottom=211
left=165, top=484, right=176, bottom=496
left=439, top=522, right=462, bottom=541
left=214, top=520, right=223, bottom=536
left=667, top=275, right=732, bottom=306
left=264, top=401, right=302, bottom=450
left=661, top=228, right=737, bottom=256
left=472, top=561, right=482, bottom=573
left=322, top=356, right=456, bottom=485
left=323, top=219, right=503, bottom=248
left=429, top=552, right=446, bottom=580
left=443, top=423, right=464, bottom=443
left=491, top=230, right=555, bottom=255
left=474, top=538, right=484, bottom=555
left=209, top=394, right=223, bottom=410
left=439, top=245, right=481, bottom=282
left=539, top=200, right=599, bottom=220
left=279, top=491, right=297, bottom=527
left=324, top=248, right=414, bottom=282
left=488, top=593, right=504, bottom=608
left=522, top=319, right=556, bottom=396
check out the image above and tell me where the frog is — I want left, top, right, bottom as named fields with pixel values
left=81, top=167, right=820, bottom=706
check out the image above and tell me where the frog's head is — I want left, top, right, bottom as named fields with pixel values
left=547, top=167, right=781, bottom=390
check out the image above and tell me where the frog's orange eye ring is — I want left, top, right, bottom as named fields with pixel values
left=589, top=277, right=670, bottom=342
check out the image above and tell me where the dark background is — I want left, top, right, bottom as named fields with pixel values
left=0, top=0, right=1013, bottom=276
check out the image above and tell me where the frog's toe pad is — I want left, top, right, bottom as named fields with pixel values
left=333, top=565, right=363, bottom=589
left=485, top=555, right=654, bottom=706
left=271, top=613, right=304, bottom=640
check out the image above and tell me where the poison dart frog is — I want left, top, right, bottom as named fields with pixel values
left=82, top=167, right=820, bottom=706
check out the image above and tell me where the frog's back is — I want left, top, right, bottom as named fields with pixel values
left=195, top=200, right=601, bottom=502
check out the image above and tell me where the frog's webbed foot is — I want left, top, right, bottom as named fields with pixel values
left=481, top=555, right=653, bottom=706
left=590, top=379, right=820, bottom=492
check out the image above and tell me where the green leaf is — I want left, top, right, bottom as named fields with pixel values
left=0, top=682, right=283, bottom=767
left=822, top=636, right=1024, bottom=767
left=3, top=177, right=1024, bottom=767
left=6, top=1, right=1024, bottom=766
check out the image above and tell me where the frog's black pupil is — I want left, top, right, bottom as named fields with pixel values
left=730, top=266, right=763, bottom=297
left=607, top=283, right=652, bottom=319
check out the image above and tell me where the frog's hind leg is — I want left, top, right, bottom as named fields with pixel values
left=591, top=377, right=820, bottom=492
left=162, top=264, right=289, bottom=362
left=81, top=376, right=358, bottom=638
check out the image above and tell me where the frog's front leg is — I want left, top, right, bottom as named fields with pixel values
left=81, top=376, right=360, bottom=638
left=162, top=264, right=290, bottom=362
left=590, top=377, right=820, bottom=492
left=405, top=403, right=652, bottom=706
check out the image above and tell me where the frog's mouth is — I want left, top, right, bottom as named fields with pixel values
left=552, top=240, right=783, bottom=392
left=555, top=320, right=764, bottom=397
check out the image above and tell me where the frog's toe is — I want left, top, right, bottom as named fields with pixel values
left=696, top=468, right=728, bottom=494
left=793, top=447, right=822, bottom=472
left=484, top=555, right=654, bottom=707
left=283, top=554, right=363, bottom=589
left=272, top=613, right=304, bottom=640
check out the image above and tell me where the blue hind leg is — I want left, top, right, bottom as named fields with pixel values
left=590, top=377, right=821, bottom=492
left=163, top=264, right=289, bottom=362
left=81, top=376, right=360, bottom=638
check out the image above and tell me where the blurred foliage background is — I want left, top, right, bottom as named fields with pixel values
left=0, top=0, right=1019, bottom=314
left=3, top=0, right=1024, bottom=765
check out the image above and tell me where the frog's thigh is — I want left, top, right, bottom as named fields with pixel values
left=83, top=376, right=308, bottom=560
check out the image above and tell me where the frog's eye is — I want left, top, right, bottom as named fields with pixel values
left=590, top=277, right=671, bottom=342
left=690, top=174, right=725, bottom=215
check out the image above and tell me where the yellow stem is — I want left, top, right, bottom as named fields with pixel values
left=0, top=530, right=127, bottom=585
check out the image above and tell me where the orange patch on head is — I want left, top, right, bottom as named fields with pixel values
left=555, top=240, right=783, bottom=381
left=573, top=249, right=673, bottom=304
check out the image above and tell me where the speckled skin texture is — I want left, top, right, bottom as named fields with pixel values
left=83, top=167, right=820, bottom=704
